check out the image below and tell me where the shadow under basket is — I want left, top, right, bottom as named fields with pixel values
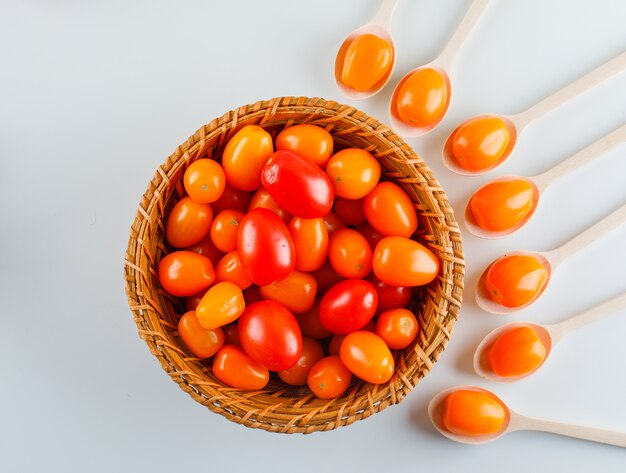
left=124, top=96, right=464, bottom=433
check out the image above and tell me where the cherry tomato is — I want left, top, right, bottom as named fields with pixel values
left=238, top=300, right=303, bottom=371
left=320, top=279, right=377, bottom=335
left=248, top=187, right=291, bottom=223
left=243, top=285, right=263, bottom=306
left=340, top=33, right=394, bottom=92
left=185, top=287, right=209, bottom=311
left=442, top=390, right=506, bottom=436
left=373, top=237, right=439, bottom=287
left=364, top=182, right=417, bottom=237
left=196, top=281, right=245, bottom=330
left=311, top=260, right=345, bottom=294
left=222, top=125, right=273, bottom=191
left=212, top=183, right=252, bottom=214
left=296, top=299, right=333, bottom=339
left=325, top=149, right=381, bottom=199
left=183, top=159, right=226, bottom=204
left=213, top=344, right=270, bottom=390
left=355, top=223, right=384, bottom=250
left=366, top=274, right=413, bottom=312
left=222, top=323, right=241, bottom=346
left=289, top=217, right=329, bottom=272
left=484, top=255, right=548, bottom=308
left=340, top=331, right=394, bottom=384
left=178, top=311, right=224, bottom=358
left=214, top=251, right=252, bottom=290
left=395, top=68, right=449, bottom=127
left=275, top=124, right=334, bottom=167
left=238, top=208, right=296, bottom=286
left=451, top=116, right=511, bottom=172
left=259, top=271, right=317, bottom=314
left=469, top=179, right=535, bottom=232
left=334, top=197, right=367, bottom=226
left=376, top=308, right=419, bottom=350
left=308, top=356, right=352, bottom=399
left=165, top=197, right=213, bottom=248
left=261, top=150, right=334, bottom=218
left=328, top=228, right=372, bottom=279
left=158, top=250, right=215, bottom=297
left=210, top=210, right=244, bottom=253
left=278, top=338, right=325, bottom=386
left=488, top=326, right=547, bottom=377
left=323, top=210, right=347, bottom=235
left=185, top=233, right=224, bottom=265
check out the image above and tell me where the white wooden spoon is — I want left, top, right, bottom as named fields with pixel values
left=476, top=202, right=626, bottom=314
left=443, top=50, right=626, bottom=175
left=474, top=291, right=626, bottom=382
left=429, top=386, right=626, bottom=447
left=334, top=0, right=399, bottom=100
left=389, top=0, right=491, bottom=137
left=465, top=123, right=626, bottom=239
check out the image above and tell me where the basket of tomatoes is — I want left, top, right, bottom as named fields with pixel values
left=124, top=96, right=464, bottom=433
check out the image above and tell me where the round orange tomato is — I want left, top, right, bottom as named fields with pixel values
left=278, top=337, right=325, bottom=386
left=178, top=311, right=224, bottom=359
left=373, top=237, right=439, bottom=287
left=275, top=124, right=334, bottom=167
left=288, top=217, right=329, bottom=272
left=325, top=149, right=381, bottom=199
left=364, top=182, right=417, bottom=237
left=323, top=210, right=347, bottom=235
left=211, top=183, right=252, bottom=214
left=333, top=197, right=366, bottom=226
left=295, top=299, right=333, bottom=339
left=307, top=356, right=352, bottom=399
left=376, top=308, right=419, bottom=350
left=158, top=250, right=215, bottom=297
left=183, top=159, right=226, bottom=204
left=222, top=125, right=274, bottom=191
left=166, top=196, right=213, bottom=248
left=451, top=116, right=511, bottom=172
left=210, top=209, right=244, bottom=253
left=214, top=251, right=252, bottom=290
left=311, top=260, right=345, bottom=294
left=213, top=344, right=270, bottom=390
left=484, top=255, right=548, bottom=308
left=469, top=179, right=535, bottom=232
left=328, top=228, right=372, bottom=279
left=196, top=281, right=245, bottom=330
left=248, top=187, right=291, bottom=223
left=185, top=233, right=224, bottom=265
left=340, top=33, right=394, bottom=92
left=259, top=271, right=318, bottom=314
left=395, top=67, right=449, bottom=127
left=340, top=331, right=394, bottom=384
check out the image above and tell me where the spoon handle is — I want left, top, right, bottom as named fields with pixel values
left=534, top=123, right=626, bottom=190
left=370, top=0, right=400, bottom=30
left=514, top=51, right=626, bottom=128
left=551, top=291, right=626, bottom=339
left=437, top=0, right=491, bottom=69
left=546, top=202, right=626, bottom=267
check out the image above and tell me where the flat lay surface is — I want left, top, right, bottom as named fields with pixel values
left=1, top=0, right=626, bottom=471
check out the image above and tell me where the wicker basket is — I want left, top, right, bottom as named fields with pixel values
left=124, top=96, right=464, bottom=433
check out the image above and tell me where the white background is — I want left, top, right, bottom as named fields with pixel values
left=2, top=0, right=626, bottom=471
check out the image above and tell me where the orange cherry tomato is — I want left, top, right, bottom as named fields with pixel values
left=214, top=251, right=252, bottom=290
left=158, top=250, right=215, bottom=297
left=451, top=116, right=511, bottom=172
left=441, top=390, right=506, bottom=436
left=376, top=308, right=419, bottom=350
left=183, top=159, right=226, bottom=204
left=308, top=356, right=352, bottom=399
left=222, top=125, right=274, bottom=191
left=340, top=331, right=394, bottom=384
left=248, top=187, right=291, bottom=223
left=373, top=237, right=439, bottom=287
left=364, top=182, right=417, bottom=237
left=185, top=232, right=224, bottom=265
left=289, top=217, right=329, bottom=272
left=355, top=223, right=384, bottom=250
left=340, top=33, right=394, bottom=92
left=469, top=179, right=535, bottom=232
left=213, top=344, right=270, bottom=390
left=488, top=326, right=547, bottom=377
left=278, top=337, right=325, bottom=386
left=334, top=197, right=366, bottom=226
left=311, top=260, right=345, bottom=294
left=484, top=255, right=548, bottom=308
left=166, top=196, right=213, bottom=248
left=210, top=209, right=244, bottom=253
left=222, top=323, right=241, bottom=346
left=185, top=287, right=209, bottom=311
left=196, top=281, right=245, bottom=330
left=259, top=271, right=318, bottom=314
left=211, top=183, right=252, bottom=214
left=328, top=228, right=372, bottom=279
left=323, top=210, right=347, bottom=235
left=178, top=311, right=224, bottom=359
left=276, top=124, right=334, bottom=167
left=395, top=68, right=449, bottom=127
left=325, top=149, right=381, bottom=199
left=296, top=299, right=333, bottom=340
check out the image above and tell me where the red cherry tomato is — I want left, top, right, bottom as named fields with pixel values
left=221, top=125, right=273, bottom=191
left=275, top=124, right=334, bottom=168
left=278, top=337, right=325, bottom=386
left=238, top=300, right=303, bottom=371
left=185, top=233, right=224, bottom=265
left=210, top=210, right=244, bottom=253
left=373, top=236, right=439, bottom=287
left=237, top=209, right=296, bottom=286
left=289, top=217, right=329, bottom=272
left=364, top=182, right=418, bottom=237
left=307, top=356, right=352, bottom=399
left=323, top=210, right=348, bottom=235
left=333, top=197, right=367, bottom=226
left=248, top=187, right=292, bottom=223
left=212, top=183, right=252, bottom=214
left=178, top=311, right=224, bottom=359
left=340, top=331, right=394, bottom=384
left=158, top=250, right=215, bottom=297
left=376, top=308, right=419, bottom=349
left=259, top=271, right=317, bottom=314
left=183, top=159, right=226, bottom=204
left=261, top=150, right=334, bottom=218
left=213, top=344, right=269, bottom=390
left=295, top=299, right=333, bottom=340
left=166, top=197, right=213, bottom=248
left=319, top=279, right=378, bottom=335
left=328, top=228, right=373, bottom=279
left=312, top=260, right=345, bottom=294
left=215, top=251, right=252, bottom=290
left=366, top=274, right=413, bottom=312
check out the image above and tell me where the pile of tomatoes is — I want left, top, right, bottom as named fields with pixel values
left=158, top=123, right=440, bottom=398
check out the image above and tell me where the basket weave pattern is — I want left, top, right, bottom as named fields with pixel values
left=124, top=96, right=464, bottom=433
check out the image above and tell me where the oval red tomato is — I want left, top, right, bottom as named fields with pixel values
left=366, top=274, right=413, bottom=312
left=319, top=279, right=378, bottom=335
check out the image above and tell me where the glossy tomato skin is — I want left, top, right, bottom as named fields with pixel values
left=289, top=217, right=329, bottom=272
left=275, top=124, right=334, bottom=168
left=212, top=183, right=252, bottom=214
left=373, top=237, right=439, bottom=287
left=238, top=300, right=303, bottom=371
left=340, top=33, right=394, bottom=93
left=278, top=337, right=325, bottom=386
left=311, top=260, right=345, bottom=295
left=355, top=223, right=384, bottom=250
left=261, top=150, right=334, bottom=218
left=395, top=67, right=449, bottom=127
left=221, top=125, right=274, bottom=191
left=340, top=331, right=394, bottom=384
left=295, top=299, right=333, bottom=339
left=166, top=197, right=213, bottom=248
left=213, top=344, right=270, bottom=390
left=364, top=182, right=417, bottom=237
left=328, top=228, right=372, bottom=279
left=325, top=149, right=381, bottom=199
left=248, top=188, right=291, bottom=223
left=376, top=308, right=419, bottom=350
left=333, top=197, right=367, bottom=227
left=469, top=179, right=535, bottom=232
left=366, top=274, right=413, bottom=312
left=158, top=250, right=215, bottom=297
left=183, top=159, right=226, bottom=204
left=451, top=117, right=511, bottom=172
left=319, top=279, right=378, bottom=335
left=196, top=281, right=245, bottom=330
left=178, top=311, right=225, bottom=359
left=259, top=271, right=317, bottom=314
left=484, top=255, right=548, bottom=308
left=308, top=356, right=352, bottom=399
left=237, top=208, right=296, bottom=286
left=210, top=210, right=244, bottom=253
left=323, top=210, right=347, bottom=235
left=214, top=251, right=252, bottom=290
